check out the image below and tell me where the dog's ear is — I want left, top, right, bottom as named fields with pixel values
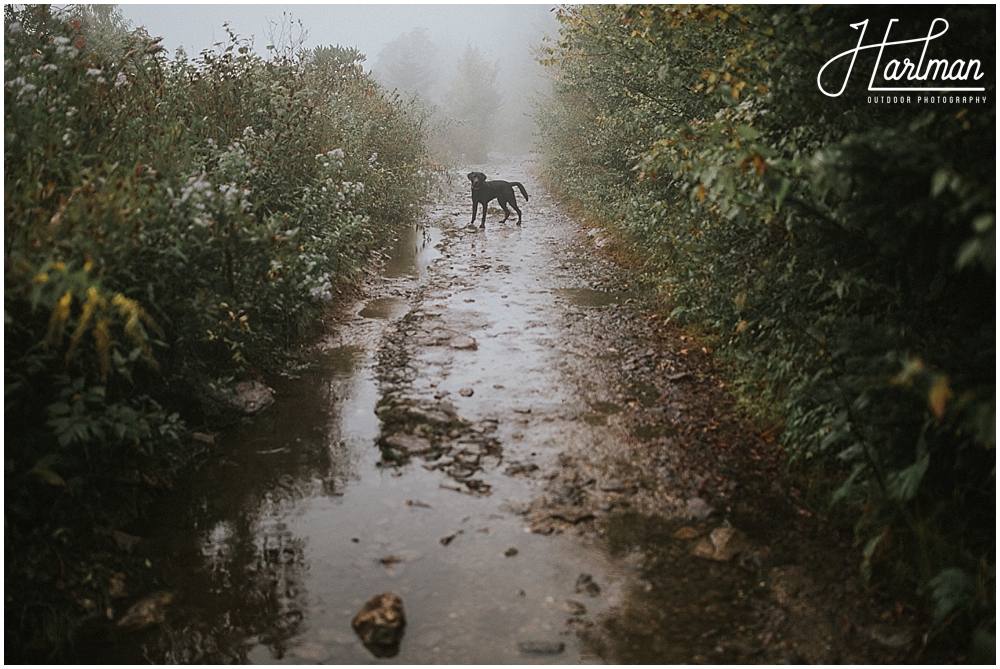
left=467, top=172, right=475, bottom=181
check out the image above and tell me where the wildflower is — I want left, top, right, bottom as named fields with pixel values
left=40, top=63, right=58, bottom=73
left=86, top=68, right=102, bottom=77
left=53, top=36, right=70, bottom=45
left=115, top=72, right=128, bottom=87
left=8, top=21, right=21, bottom=34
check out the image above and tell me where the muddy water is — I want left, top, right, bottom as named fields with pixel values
left=88, top=160, right=821, bottom=664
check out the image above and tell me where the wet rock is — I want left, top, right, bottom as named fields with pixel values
left=549, top=506, right=595, bottom=524
left=352, top=592, right=406, bottom=658
left=768, top=565, right=817, bottom=606
left=690, top=526, right=750, bottom=562
left=459, top=387, right=474, bottom=397
left=563, top=599, right=587, bottom=615
left=112, top=530, right=142, bottom=553
left=575, top=573, right=601, bottom=596
left=440, top=532, right=462, bottom=546
left=863, top=624, right=913, bottom=649
left=673, top=526, right=701, bottom=540
left=504, top=547, right=519, bottom=557
left=449, top=334, right=478, bottom=350
left=505, top=462, right=539, bottom=476
left=686, top=496, right=715, bottom=519
left=379, top=555, right=406, bottom=567
left=517, top=640, right=565, bottom=655
left=228, top=381, right=274, bottom=415
left=117, top=591, right=174, bottom=630
left=384, top=433, right=432, bottom=455
left=108, top=572, right=127, bottom=599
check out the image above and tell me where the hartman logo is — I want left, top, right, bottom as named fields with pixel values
left=817, top=18, right=987, bottom=97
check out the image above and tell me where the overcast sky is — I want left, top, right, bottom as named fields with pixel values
left=117, top=4, right=559, bottom=74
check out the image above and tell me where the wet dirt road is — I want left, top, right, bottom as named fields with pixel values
left=87, top=157, right=917, bottom=664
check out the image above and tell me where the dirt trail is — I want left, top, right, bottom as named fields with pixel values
left=82, top=156, right=918, bottom=663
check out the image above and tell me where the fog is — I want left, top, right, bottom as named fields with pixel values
left=117, top=3, right=560, bottom=158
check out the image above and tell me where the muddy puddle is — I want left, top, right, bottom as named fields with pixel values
left=81, top=159, right=908, bottom=665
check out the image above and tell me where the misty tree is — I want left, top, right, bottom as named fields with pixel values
left=442, top=45, right=502, bottom=163
left=373, top=27, right=440, bottom=101
left=62, top=4, right=143, bottom=61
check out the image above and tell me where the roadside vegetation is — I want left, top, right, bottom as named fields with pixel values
left=4, top=5, right=430, bottom=659
left=535, top=4, right=994, bottom=659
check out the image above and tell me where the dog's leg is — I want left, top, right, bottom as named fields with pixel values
left=471, top=199, right=479, bottom=225
left=511, top=200, right=522, bottom=226
left=480, top=202, right=487, bottom=228
left=499, top=201, right=511, bottom=224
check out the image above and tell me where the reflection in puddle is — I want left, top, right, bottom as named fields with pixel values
left=384, top=226, right=442, bottom=278
left=553, top=288, right=634, bottom=307
left=359, top=296, right=409, bottom=321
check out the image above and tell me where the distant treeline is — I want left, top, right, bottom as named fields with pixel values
left=536, top=5, right=994, bottom=659
left=4, top=5, right=429, bottom=659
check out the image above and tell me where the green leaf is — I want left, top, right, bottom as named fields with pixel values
left=972, top=213, right=994, bottom=233
left=930, top=168, right=950, bottom=197
left=927, top=567, right=974, bottom=627
left=30, top=457, right=67, bottom=487
left=886, top=432, right=930, bottom=501
left=860, top=530, right=885, bottom=582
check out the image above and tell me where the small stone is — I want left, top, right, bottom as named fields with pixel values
left=686, top=497, right=715, bottom=519
left=563, top=599, right=587, bottom=615
left=504, top=547, right=519, bottom=557
left=674, top=526, right=701, bottom=540
left=549, top=506, right=595, bottom=524
left=575, top=573, right=601, bottom=596
left=459, top=387, right=474, bottom=397
left=117, top=591, right=174, bottom=630
left=865, top=624, right=913, bottom=649
left=112, top=531, right=142, bottom=553
left=384, top=433, right=432, bottom=455
left=352, top=592, right=406, bottom=658
left=690, top=526, right=750, bottom=561
left=517, top=640, right=565, bottom=655
left=449, top=335, right=478, bottom=350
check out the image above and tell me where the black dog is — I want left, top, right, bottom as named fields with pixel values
left=467, top=171, right=529, bottom=228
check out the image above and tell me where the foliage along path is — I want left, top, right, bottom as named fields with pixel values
left=84, top=157, right=919, bottom=663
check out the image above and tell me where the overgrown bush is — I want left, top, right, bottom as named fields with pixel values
left=4, top=5, right=429, bottom=659
left=537, top=4, right=994, bottom=656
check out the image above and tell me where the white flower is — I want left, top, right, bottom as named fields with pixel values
left=53, top=36, right=70, bottom=46
left=40, top=63, right=58, bottom=72
left=114, top=72, right=128, bottom=87
left=8, top=21, right=21, bottom=34
left=86, top=68, right=102, bottom=77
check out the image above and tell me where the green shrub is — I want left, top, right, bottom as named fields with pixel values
left=5, top=6, right=429, bottom=659
left=537, top=4, right=994, bottom=654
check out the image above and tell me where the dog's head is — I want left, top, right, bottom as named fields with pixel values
left=467, top=172, right=487, bottom=189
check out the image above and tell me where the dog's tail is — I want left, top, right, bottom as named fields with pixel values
left=512, top=182, right=529, bottom=201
